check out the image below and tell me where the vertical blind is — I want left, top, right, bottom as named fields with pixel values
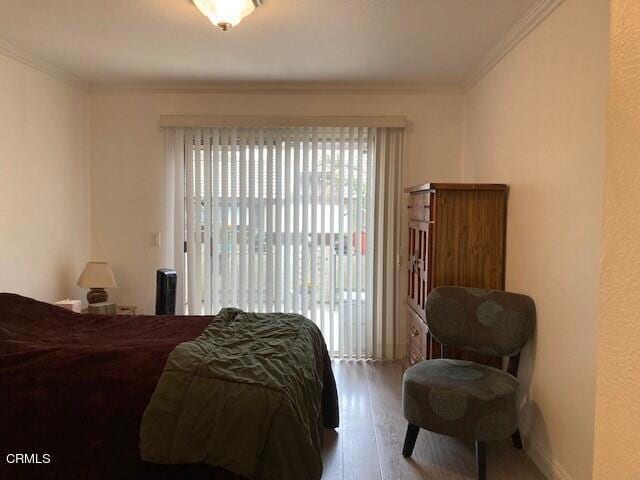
left=165, top=125, right=403, bottom=359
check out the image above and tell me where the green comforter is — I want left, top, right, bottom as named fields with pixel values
left=139, top=308, right=339, bottom=480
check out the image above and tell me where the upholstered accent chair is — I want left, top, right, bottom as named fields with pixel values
left=402, top=286, right=536, bottom=480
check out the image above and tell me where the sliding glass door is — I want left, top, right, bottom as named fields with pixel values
left=180, top=127, right=375, bottom=357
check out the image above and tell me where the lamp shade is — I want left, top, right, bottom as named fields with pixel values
left=193, top=0, right=258, bottom=30
left=77, top=262, right=117, bottom=289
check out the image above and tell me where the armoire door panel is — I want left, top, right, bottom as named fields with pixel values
left=406, top=222, right=421, bottom=315
left=432, top=189, right=506, bottom=290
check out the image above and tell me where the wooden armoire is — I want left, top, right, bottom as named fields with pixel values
left=405, top=183, right=508, bottom=369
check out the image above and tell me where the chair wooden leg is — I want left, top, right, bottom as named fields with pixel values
left=475, top=441, right=486, bottom=480
left=402, top=423, right=420, bottom=457
left=512, top=429, right=523, bottom=450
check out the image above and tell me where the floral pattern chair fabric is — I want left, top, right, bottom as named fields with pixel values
left=401, top=286, right=536, bottom=480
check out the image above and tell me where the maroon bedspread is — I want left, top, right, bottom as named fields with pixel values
left=0, top=293, right=242, bottom=479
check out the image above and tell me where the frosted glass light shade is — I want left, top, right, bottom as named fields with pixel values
left=77, top=262, right=117, bottom=289
left=193, top=0, right=257, bottom=31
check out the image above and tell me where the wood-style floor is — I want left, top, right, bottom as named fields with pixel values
left=322, top=361, right=544, bottom=480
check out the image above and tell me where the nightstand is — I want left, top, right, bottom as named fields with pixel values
left=116, top=305, right=137, bottom=315
left=82, top=305, right=138, bottom=315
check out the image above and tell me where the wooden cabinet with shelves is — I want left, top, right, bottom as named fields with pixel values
left=404, top=183, right=508, bottom=369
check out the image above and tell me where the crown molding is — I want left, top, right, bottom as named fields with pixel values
left=89, top=81, right=464, bottom=95
left=1, top=1, right=563, bottom=96
left=464, top=0, right=565, bottom=89
left=0, top=38, right=89, bottom=91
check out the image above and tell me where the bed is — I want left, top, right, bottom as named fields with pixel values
left=0, top=294, right=338, bottom=480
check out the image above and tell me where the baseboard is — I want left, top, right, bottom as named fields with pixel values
left=525, top=433, right=574, bottom=480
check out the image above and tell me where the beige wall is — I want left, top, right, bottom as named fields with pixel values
left=89, top=91, right=464, bottom=323
left=6, top=3, right=639, bottom=476
left=0, top=54, right=90, bottom=303
left=593, top=1, right=640, bottom=477
left=462, top=0, right=609, bottom=478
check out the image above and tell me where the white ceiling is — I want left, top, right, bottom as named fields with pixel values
left=0, top=0, right=539, bottom=87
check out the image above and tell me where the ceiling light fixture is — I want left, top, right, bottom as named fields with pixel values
left=193, top=0, right=262, bottom=32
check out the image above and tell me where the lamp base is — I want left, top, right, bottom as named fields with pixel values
left=87, top=288, right=108, bottom=304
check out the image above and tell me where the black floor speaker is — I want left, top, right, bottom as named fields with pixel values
left=155, top=268, right=177, bottom=315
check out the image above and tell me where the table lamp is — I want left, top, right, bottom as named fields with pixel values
left=77, top=261, right=117, bottom=304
